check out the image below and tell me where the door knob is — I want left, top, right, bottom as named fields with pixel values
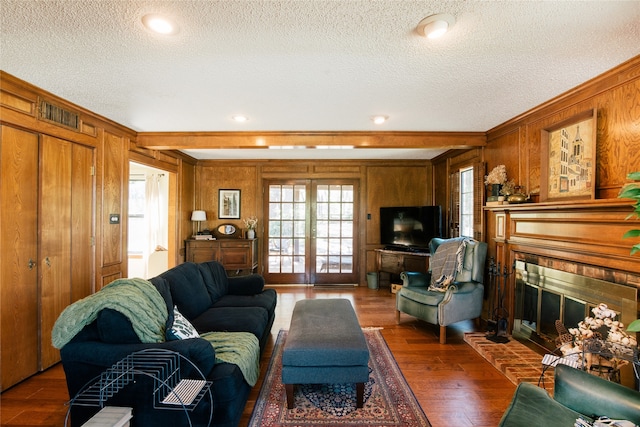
left=28, top=258, right=36, bottom=270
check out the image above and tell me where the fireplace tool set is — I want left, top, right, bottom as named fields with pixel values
left=486, top=259, right=513, bottom=343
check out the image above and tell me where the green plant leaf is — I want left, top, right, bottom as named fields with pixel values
left=623, top=229, right=640, bottom=238
left=619, top=171, right=640, bottom=255
left=627, top=171, right=640, bottom=181
left=627, top=319, right=640, bottom=332
left=619, top=186, right=640, bottom=199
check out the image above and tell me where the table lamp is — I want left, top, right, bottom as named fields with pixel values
left=191, top=210, right=207, bottom=235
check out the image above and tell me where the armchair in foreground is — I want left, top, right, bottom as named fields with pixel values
left=396, top=237, right=488, bottom=344
left=499, top=363, right=640, bottom=426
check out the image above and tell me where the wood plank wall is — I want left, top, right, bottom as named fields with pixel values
left=192, top=160, right=435, bottom=283
left=2, top=55, right=639, bottom=292
left=0, top=72, right=195, bottom=290
left=485, top=56, right=640, bottom=203
left=473, top=56, right=640, bottom=329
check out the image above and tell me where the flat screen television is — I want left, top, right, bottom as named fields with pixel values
left=380, top=205, right=442, bottom=253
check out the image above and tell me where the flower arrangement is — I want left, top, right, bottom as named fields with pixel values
left=558, top=303, right=637, bottom=376
left=242, top=216, right=258, bottom=230
left=485, top=165, right=507, bottom=186
left=499, top=179, right=516, bottom=196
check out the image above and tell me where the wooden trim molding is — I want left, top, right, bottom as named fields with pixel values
left=137, top=131, right=487, bottom=150
left=487, top=199, right=640, bottom=275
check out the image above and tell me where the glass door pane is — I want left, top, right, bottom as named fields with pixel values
left=312, top=181, right=357, bottom=285
left=265, top=182, right=308, bottom=283
left=314, top=184, right=353, bottom=273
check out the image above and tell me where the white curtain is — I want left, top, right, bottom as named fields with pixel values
left=144, top=174, right=162, bottom=269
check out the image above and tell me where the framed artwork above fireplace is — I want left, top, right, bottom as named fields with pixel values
left=540, top=109, right=597, bottom=202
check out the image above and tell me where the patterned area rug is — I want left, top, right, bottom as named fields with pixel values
left=248, top=329, right=431, bottom=427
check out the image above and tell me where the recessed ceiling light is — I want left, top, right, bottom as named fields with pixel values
left=232, top=115, right=249, bottom=122
left=142, top=14, right=178, bottom=35
left=417, top=14, right=455, bottom=39
left=372, top=115, right=388, bottom=125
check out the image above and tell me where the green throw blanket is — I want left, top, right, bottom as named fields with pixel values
left=52, top=278, right=167, bottom=349
left=201, top=331, right=260, bottom=387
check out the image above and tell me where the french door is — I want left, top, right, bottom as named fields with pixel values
left=263, top=179, right=358, bottom=285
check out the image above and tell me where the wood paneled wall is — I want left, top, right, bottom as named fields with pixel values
left=2, top=55, right=638, bottom=293
left=193, top=160, right=433, bottom=282
left=0, top=71, right=192, bottom=290
left=475, top=57, right=640, bottom=329
left=486, top=56, right=640, bottom=202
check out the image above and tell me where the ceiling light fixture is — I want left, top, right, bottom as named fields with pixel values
left=232, top=115, right=249, bottom=122
left=416, top=14, right=455, bottom=39
left=142, top=14, right=178, bottom=35
left=372, top=115, right=388, bottom=125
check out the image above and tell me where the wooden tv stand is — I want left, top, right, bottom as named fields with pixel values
left=375, top=248, right=429, bottom=290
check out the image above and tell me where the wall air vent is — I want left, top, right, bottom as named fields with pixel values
left=38, top=99, right=80, bottom=131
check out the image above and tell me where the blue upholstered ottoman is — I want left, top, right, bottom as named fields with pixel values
left=282, top=298, right=370, bottom=409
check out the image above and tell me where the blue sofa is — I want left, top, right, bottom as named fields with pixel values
left=59, top=261, right=277, bottom=427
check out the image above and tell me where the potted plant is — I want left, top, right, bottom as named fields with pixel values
left=618, top=171, right=640, bottom=333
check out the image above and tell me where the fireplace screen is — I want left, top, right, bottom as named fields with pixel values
left=540, top=290, right=562, bottom=337
left=514, top=260, right=636, bottom=352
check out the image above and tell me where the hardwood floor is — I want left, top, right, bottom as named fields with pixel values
left=1, top=286, right=517, bottom=427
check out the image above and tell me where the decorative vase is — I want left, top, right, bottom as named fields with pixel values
left=247, top=229, right=255, bottom=239
left=507, top=186, right=528, bottom=204
left=487, top=184, right=502, bottom=202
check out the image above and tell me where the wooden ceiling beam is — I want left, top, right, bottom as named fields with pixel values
left=136, top=131, right=486, bottom=150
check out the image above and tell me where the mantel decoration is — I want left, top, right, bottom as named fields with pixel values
left=218, top=189, right=241, bottom=219
left=540, top=109, right=596, bottom=202
left=556, top=303, right=638, bottom=382
left=243, top=216, right=258, bottom=239
left=501, top=180, right=529, bottom=204
left=485, top=164, right=507, bottom=201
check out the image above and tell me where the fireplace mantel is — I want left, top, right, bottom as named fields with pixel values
left=486, top=199, right=640, bottom=277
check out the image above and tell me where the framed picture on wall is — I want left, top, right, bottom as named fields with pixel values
left=540, top=109, right=596, bottom=202
left=218, top=189, right=241, bottom=219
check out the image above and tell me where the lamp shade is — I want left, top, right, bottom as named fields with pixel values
left=191, top=210, right=207, bottom=221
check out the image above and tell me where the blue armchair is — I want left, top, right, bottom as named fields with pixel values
left=395, top=238, right=488, bottom=344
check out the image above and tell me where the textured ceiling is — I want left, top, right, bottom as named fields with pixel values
left=1, top=0, right=639, bottom=159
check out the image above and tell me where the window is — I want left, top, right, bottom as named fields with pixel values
left=128, top=176, right=146, bottom=254
left=460, top=167, right=474, bottom=238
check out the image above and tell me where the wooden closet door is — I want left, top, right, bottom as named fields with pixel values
left=39, top=137, right=95, bottom=369
left=70, top=143, right=94, bottom=303
left=0, top=126, right=39, bottom=391
left=39, top=135, right=72, bottom=369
